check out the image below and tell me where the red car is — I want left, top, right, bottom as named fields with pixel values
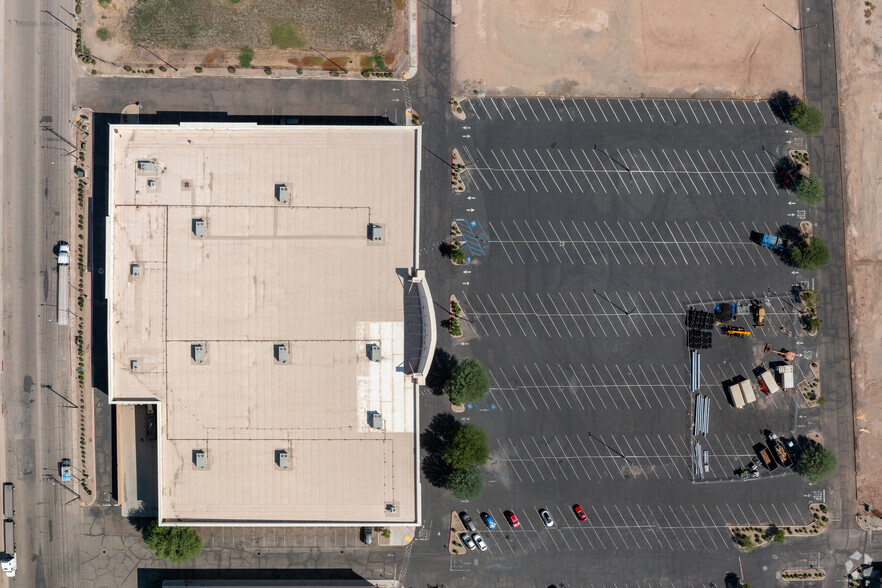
left=573, top=505, right=587, bottom=522
left=504, top=510, right=520, bottom=528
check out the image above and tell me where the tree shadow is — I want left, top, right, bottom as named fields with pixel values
left=420, top=413, right=461, bottom=488
left=426, top=348, right=458, bottom=396
left=773, top=157, right=800, bottom=191
left=439, top=241, right=453, bottom=259
left=769, top=89, right=798, bottom=122
left=127, top=512, right=156, bottom=534
left=724, top=572, right=742, bottom=588
left=774, top=224, right=802, bottom=266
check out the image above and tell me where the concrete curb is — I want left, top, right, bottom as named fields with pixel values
left=403, top=0, right=419, bottom=80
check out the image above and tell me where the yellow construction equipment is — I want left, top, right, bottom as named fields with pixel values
left=721, top=326, right=751, bottom=338
left=754, top=307, right=765, bottom=327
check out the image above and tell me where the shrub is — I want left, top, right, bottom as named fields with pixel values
left=451, top=245, right=465, bottom=264
left=737, top=533, right=755, bottom=551
left=446, top=467, right=482, bottom=500
left=194, top=66, right=203, bottom=73
left=227, top=66, right=236, bottom=73
left=795, top=174, right=824, bottom=205
left=790, top=101, right=825, bottom=135
left=791, top=236, right=830, bottom=270
left=797, top=440, right=837, bottom=483
left=264, top=67, right=272, bottom=75
left=143, top=520, right=203, bottom=564
left=238, top=47, right=254, bottom=68
left=96, top=28, right=110, bottom=41
left=446, top=359, right=489, bottom=406
left=443, top=423, right=489, bottom=469
left=774, top=528, right=786, bottom=544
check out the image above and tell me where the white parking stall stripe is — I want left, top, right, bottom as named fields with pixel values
left=490, top=98, right=506, bottom=119
left=497, top=150, right=527, bottom=191
left=560, top=99, right=574, bottom=121
left=460, top=145, right=493, bottom=190
left=528, top=437, right=555, bottom=480
left=613, top=221, right=643, bottom=264
left=487, top=292, right=518, bottom=336
left=735, top=149, right=761, bottom=194
left=591, top=506, right=618, bottom=549
left=626, top=149, right=653, bottom=193
left=523, top=98, right=539, bottom=120
left=556, top=222, right=586, bottom=265
left=539, top=514, right=563, bottom=551
left=540, top=435, right=568, bottom=479
left=516, top=220, right=547, bottom=261
left=661, top=149, right=691, bottom=193
left=505, top=439, right=534, bottom=482
left=741, top=100, right=756, bottom=124
left=522, top=293, right=553, bottom=338
left=570, top=99, right=585, bottom=121
left=546, top=293, right=574, bottom=337
left=499, top=222, right=529, bottom=263
left=533, top=294, right=564, bottom=338
left=640, top=100, right=654, bottom=122
left=626, top=221, right=655, bottom=265
left=514, top=365, right=546, bottom=409
left=584, top=222, right=613, bottom=264
left=717, top=149, right=746, bottom=193
left=488, top=223, right=515, bottom=264
left=557, top=150, right=585, bottom=193
left=577, top=148, right=610, bottom=193
left=581, top=292, right=609, bottom=337
left=686, top=101, right=701, bottom=124
left=629, top=100, right=643, bottom=122
left=663, top=221, right=690, bottom=264
left=699, top=101, right=714, bottom=124
left=707, top=101, right=723, bottom=124
left=475, top=148, right=503, bottom=189
left=534, top=98, right=551, bottom=121
left=674, top=221, right=704, bottom=264
left=568, top=222, right=597, bottom=265
left=730, top=101, right=746, bottom=123
left=695, top=222, right=724, bottom=264
left=546, top=149, right=576, bottom=193
left=532, top=149, right=563, bottom=192
left=647, top=149, right=677, bottom=193
left=614, top=149, right=640, bottom=194
left=671, top=149, right=702, bottom=193
left=532, top=222, right=561, bottom=262
left=717, top=101, right=734, bottom=124
left=639, top=149, right=666, bottom=193
left=511, top=98, right=528, bottom=120
left=490, top=150, right=517, bottom=191
left=614, top=505, right=641, bottom=548
left=741, top=220, right=765, bottom=265
left=602, top=220, right=631, bottom=264
left=459, top=292, right=489, bottom=335
left=478, top=98, right=493, bottom=119
left=683, top=150, right=711, bottom=193
left=511, top=149, right=546, bottom=192
left=605, top=99, right=621, bottom=122
left=466, top=100, right=481, bottom=119
left=781, top=503, right=798, bottom=526
left=754, top=100, right=768, bottom=123
left=690, top=151, right=722, bottom=193
left=751, top=152, right=775, bottom=194
left=650, top=100, right=665, bottom=123
left=568, top=149, right=596, bottom=192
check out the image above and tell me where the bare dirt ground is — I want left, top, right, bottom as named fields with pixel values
left=82, top=0, right=407, bottom=73
left=836, top=0, right=882, bottom=511
left=451, top=0, right=803, bottom=98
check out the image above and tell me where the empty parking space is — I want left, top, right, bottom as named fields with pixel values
left=463, top=98, right=780, bottom=128
left=464, top=500, right=812, bottom=555
left=459, top=144, right=785, bottom=197
left=487, top=362, right=690, bottom=412
left=487, top=219, right=780, bottom=266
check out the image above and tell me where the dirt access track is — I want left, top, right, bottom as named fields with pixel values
left=452, top=0, right=803, bottom=98
left=836, top=0, right=882, bottom=512
left=81, top=0, right=408, bottom=74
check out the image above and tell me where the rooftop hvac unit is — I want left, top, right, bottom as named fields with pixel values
left=130, top=264, right=141, bottom=277
left=275, top=343, right=289, bottom=364
left=130, top=359, right=139, bottom=370
left=193, top=218, right=206, bottom=238
left=368, top=344, right=381, bottom=362
left=277, top=450, right=290, bottom=469
left=368, top=224, right=383, bottom=241
left=192, top=344, right=205, bottom=363
left=137, top=160, right=156, bottom=172
left=275, top=184, right=290, bottom=203
left=368, top=411, right=383, bottom=430
left=194, top=450, right=207, bottom=469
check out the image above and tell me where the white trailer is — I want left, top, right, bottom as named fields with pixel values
left=777, top=364, right=795, bottom=390
left=57, top=242, right=70, bottom=326
left=739, top=380, right=757, bottom=404
left=2, top=484, right=12, bottom=519
left=759, top=369, right=781, bottom=395
left=2, top=519, right=15, bottom=577
left=728, top=383, right=746, bottom=409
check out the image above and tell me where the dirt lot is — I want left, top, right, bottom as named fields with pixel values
left=836, top=0, right=882, bottom=511
left=451, top=0, right=803, bottom=98
left=83, top=0, right=407, bottom=72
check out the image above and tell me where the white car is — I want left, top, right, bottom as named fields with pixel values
left=460, top=532, right=476, bottom=550
left=472, top=533, right=488, bottom=552
left=539, top=508, right=554, bottom=527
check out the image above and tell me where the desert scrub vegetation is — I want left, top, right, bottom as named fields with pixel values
left=128, top=0, right=394, bottom=51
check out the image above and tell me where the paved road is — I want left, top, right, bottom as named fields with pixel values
left=1, top=1, right=80, bottom=587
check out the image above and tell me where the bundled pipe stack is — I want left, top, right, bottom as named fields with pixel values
left=690, top=349, right=702, bottom=391
left=693, top=394, right=710, bottom=436
left=693, top=441, right=704, bottom=479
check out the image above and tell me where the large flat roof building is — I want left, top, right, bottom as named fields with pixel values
left=106, top=123, right=434, bottom=526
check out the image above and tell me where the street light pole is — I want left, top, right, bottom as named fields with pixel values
left=417, top=0, right=456, bottom=25
left=308, top=46, right=348, bottom=73
left=762, top=4, right=818, bottom=31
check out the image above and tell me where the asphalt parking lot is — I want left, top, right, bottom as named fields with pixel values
left=412, top=97, right=828, bottom=586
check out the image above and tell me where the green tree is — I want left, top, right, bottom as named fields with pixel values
left=96, top=28, right=110, bottom=41
left=774, top=528, right=786, bottom=544
left=446, top=358, right=489, bottom=405
left=797, top=440, right=837, bottom=483
left=791, top=237, right=830, bottom=271
left=447, top=466, right=483, bottom=500
left=795, top=174, right=824, bottom=205
left=143, top=520, right=203, bottom=564
left=443, top=423, right=489, bottom=469
left=238, top=46, right=254, bottom=68
left=789, top=101, right=824, bottom=135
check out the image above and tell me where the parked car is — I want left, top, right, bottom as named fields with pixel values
left=481, top=512, right=497, bottom=529
left=573, top=504, right=587, bottom=522
left=460, top=512, right=476, bottom=532
left=504, top=510, right=520, bottom=528
left=361, top=527, right=372, bottom=545
left=539, top=508, right=554, bottom=527
left=60, top=459, right=72, bottom=482
left=460, top=532, right=476, bottom=550
left=472, top=533, right=488, bottom=552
